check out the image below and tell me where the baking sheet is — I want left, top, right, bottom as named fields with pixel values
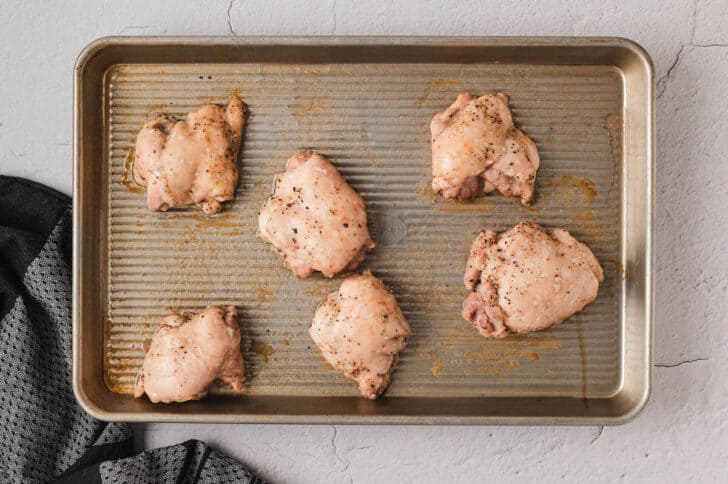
left=73, top=37, right=653, bottom=423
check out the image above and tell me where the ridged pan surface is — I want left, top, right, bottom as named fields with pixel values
left=105, top=62, right=623, bottom=400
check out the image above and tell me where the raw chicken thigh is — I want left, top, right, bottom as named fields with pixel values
left=309, top=270, right=411, bottom=399
left=258, top=150, right=376, bottom=278
left=462, top=222, right=603, bottom=338
left=431, top=92, right=539, bottom=205
left=134, top=306, right=245, bottom=403
left=133, top=95, right=246, bottom=214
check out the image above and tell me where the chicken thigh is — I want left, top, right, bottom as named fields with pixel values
left=309, top=270, right=411, bottom=399
left=431, top=92, right=539, bottom=205
left=462, top=222, right=603, bottom=338
left=134, top=306, right=245, bottom=403
left=258, top=150, right=376, bottom=278
left=133, top=95, right=246, bottom=214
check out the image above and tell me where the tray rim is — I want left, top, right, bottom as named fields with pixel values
left=72, top=35, right=654, bottom=425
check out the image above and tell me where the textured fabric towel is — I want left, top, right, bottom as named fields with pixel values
left=0, top=176, right=262, bottom=484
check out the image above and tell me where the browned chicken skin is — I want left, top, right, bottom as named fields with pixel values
left=462, top=223, right=604, bottom=338
left=133, top=95, right=246, bottom=214
left=431, top=92, right=540, bottom=205
left=134, top=306, right=245, bottom=403
left=309, top=270, right=411, bottom=399
left=258, top=150, right=376, bottom=278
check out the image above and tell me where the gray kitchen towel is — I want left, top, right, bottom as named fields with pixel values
left=0, top=176, right=262, bottom=484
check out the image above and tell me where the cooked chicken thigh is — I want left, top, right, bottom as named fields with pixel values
left=134, top=306, right=244, bottom=403
left=258, top=150, right=376, bottom=278
left=462, top=223, right=603, bottom=338
left=431, top=92, right=539, bottom=205
left=133, top=95, right=246, bottom=214
left=309, top=270, right=410, bottom=399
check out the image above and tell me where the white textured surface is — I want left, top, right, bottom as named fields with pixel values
left=1, top=0, right=726, bottom=482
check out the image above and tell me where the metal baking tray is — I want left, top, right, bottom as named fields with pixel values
left=73, top=36, right=653, bottom=424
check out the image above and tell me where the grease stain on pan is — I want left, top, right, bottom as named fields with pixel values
left=603, top=112, right=623, bottom=164
left=252, top=270, right=283, bottom=306
left=543, top=175, right=597, bottom=204
left=160, top=211, right=242, bottom=235
left=292, top=99, right=332, bottom=120
left=252, top=341, right=275, bottom=363
left=301, top=283, right=334, bottom=299
left=134, top=220, right=152, bottom=236
left=431, top=359, right=443, bottom=377
left=120, top=149, right=144, bottom=194
left=575, top=209, right=596, bottom=222
left=145, top=103, right=177, bottom=117
left=316, top=351, right=336, bottom=371
left=437, top=197, right=494, bottom=213
left=415, top=180, right=437, bottom=202
left=126, top=193, right=241, bottom=229
left=254, top=286, right=274, bottom=304
left=192, top=213, right=241, bottom=234
left=363, top=147, right=379, bottom=169
left=578, top=223, right=606, bottom=235
left=569, top=177, right=598, bottom=204
left=609, top=259, right=629, bottom=280
left=442, top=331, right=562, bottom=379
left=105, top=325, right=143, bottom=394
left=416, top=78, right=459, bottom=105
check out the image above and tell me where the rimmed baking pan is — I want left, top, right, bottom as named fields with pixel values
left=73, top=36, right=653, bottom=424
